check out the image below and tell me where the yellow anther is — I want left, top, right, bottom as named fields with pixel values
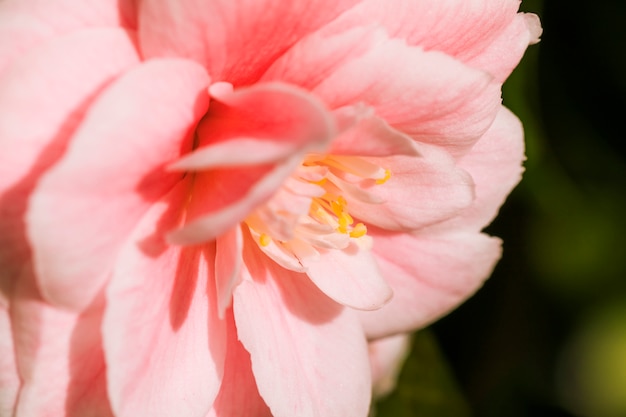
left=337, top=212, right=354, bottom=234
left=375, top=169, right=392, bottom=185
left=331, top=200, right=344, bottom=217
left=330, top=195, right=348, bottom=216
left=340, top=211, right=354, bottom=226
left=349, top=223, right=367, bottom=238
left=259, top=234, right=272, bottom=247
left=311, top=177, right=327, bottom=186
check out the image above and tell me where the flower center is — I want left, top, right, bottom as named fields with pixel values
left=244, top=153, right=390, bottom=271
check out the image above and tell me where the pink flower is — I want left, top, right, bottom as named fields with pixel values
left=0, top=0, right=541, bottom=416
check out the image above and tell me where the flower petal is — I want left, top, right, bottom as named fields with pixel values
left=430, top=106, right=526, bottom=232
left=0, top=303, right=19, bottom=416
left=215, top=227, right=243, bottom=319
left=329, top=113, right=421, bottom=157
left=347, top=144, right=475, bottom=231
left=168, top=83, right=337, bottom=245
left=464, top=12, right=543, bottom=82
left=329, top=0, right=536, bottom=81
left=359, top=231, right=502, bottom=338
left=0, top=0, right=136, bottom=75
left=10, top=269, right=113, bottom=417
left=298, top=242, right=393, bottom=311
left=369, top=333, right=411, bottom=399
left=138, top=0, right=359, bottom=85
left=0, top=28, right=139, bottom=303
left=26, top=58, right=210, bottom=311
left=103, top=182, right=225, bottom=417
left=266, top=28, right=501, bottom=156
left=171, top=82, right=335, bottom=170
left=168, top=156, right=303, bottom=246
left=207, top=310, right=272, bottom=417
left=233, top=234, right=372, bottom=417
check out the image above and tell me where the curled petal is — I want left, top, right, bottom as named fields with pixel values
left=171, top=82, right=335, bottom=170
left=169, top=83, right=337, bottom=245
left=168, top=155, right=303, bottom=245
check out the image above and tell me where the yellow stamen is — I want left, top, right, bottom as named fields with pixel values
left=330, top=200, right=343, bottom=217
left=337, top=211, right=354, bottom=233
left=349, top=223, right=367, bottom=238
left=259, top=234, right=272, bottom=247
left=375, top=169, right=392, bottom=185
left=340, top=211, right=354, bottom=226
left=311, top=177, right=327, bottom=186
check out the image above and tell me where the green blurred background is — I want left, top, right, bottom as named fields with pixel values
left=376, top=0, right=626, bottom=416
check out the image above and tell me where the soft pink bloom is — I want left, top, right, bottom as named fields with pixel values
left=0, top=0, right=541, bottom=416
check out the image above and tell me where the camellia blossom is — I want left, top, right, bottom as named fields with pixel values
left=0, top=0, right=541, bottom=416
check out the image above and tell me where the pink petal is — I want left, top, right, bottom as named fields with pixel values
left=168, top=83, right=337, bottom=245
left=346, top=144, right=475, bottom=231
left=430, top=106, right=525, bottom=232
left=0, top=303, right=19, bottom=416
left=262, top=25, right=386, bottom=91
left=252, top=233, right=308, bottom=273
left=525, top=13, right=543, bottom=45
left=270, top=30, right=501, bottom=156
left=464, top=12, right=543, bottom=82
left=359, top=231, right=502, bottom=339
left=26, top=58, right=210, bottom=311
left=0, top=0, right=136, bottom=75
left=0, top=28, right=139, bottom=304
left=170, top=137, right=308, bottom=170
left=215, top=227, right=243, bottom=318
left=171, top=82, right=335, bottom=170
left=329, top=0, right=535, bottom=81
left=233, top=234, right=372, bottom=417
left=329, top=113, right=421, bottom=157
left=168, top=156, right=302, bottom=246
left=369, top=333, right=411, bottom=399
left=103, top=182, right=225, bottom=417
left=298, top=242, right=393, bottom=311
left=10, top=269, right=113, bottom=417
left=138, top=0, right=359, bottom=85
left=207, top=310, right=272, bottom=417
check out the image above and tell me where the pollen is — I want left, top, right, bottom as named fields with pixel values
left=337, top=211, right=354, bottom=233
left=259, top=234, right=272, bottom=247
left=330, top=200, right=344, bottom=217
left=375, top=169, right=392, bottom=185
left=349, top=223, right=367, bottom=238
